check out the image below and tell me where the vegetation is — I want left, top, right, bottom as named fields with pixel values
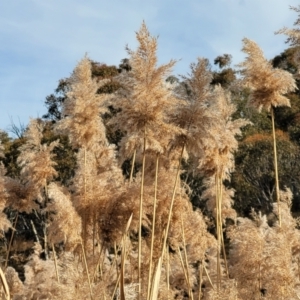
left=0, top=6, right=300, bottom=299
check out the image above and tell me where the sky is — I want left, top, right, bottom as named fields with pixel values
left=0, top=0, right=299, bottom=134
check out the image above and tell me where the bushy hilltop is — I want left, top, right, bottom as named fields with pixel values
left=0, top=6, right=300, bottom=299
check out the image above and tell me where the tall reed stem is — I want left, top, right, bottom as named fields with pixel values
left=181, top=216, right=194, bottom=300
left=83, top=146, right=88, bottom=247
left=138, top=129, right=146, bottom=299
left=129, top=150, right=136, bottom=184
left=160, top=145, right=185, bottom=258
left=150, top=145, right=184, bottom=299
left=80, top=240, right=93, bottom=300
left=44, top=185, right=49, bottom=260
left=0, top=266, right=10, bottom=300
left=218, top=174, right=228, bottom=278
left=5, top=212, right=19, bottom=269
left=166, top=243, right=170, bottom=300
left=215, top=174, right=221, bottom=291
left=52, top=243, right=60, bottom=283
left=147, top=154, right=159, bottom=300
left=199, top=261, right=203, bottom=300
left=271, top=107, right=281, bottom=227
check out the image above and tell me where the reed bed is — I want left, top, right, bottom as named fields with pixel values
left=1, top=15, right=300, bottom=299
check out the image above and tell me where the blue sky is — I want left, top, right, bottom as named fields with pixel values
left=0, top=0, right=299, bottom=133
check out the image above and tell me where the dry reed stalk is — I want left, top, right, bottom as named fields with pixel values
left=298, top=257, right=300, bottom=281
left=129, top=150, right=136, bottom=184
left=111, top=273, right=121, bottom=300
left=83, top=146, right=88, bottom=247
left=149, top=256, right=163, bottom=300
left=80, top=240, right=93, bottom=300
left=120, top=240, right=126, bottom=300
left=160, top=145, right=185, bottom=258
left=150, top=146, right=184, bottom=297
left=217, top=174, right=229, bottom=278
left=138, top=131, right=146, bottom=299
left=4, top=212, right=18, bottom=269
left=199, top=261, right=203, bottom=300
left=30, top=219, right=41, bottom=245
left=106, top=243, right=121, bottom=283
left=119, top=214, right=132, bottom=300
left=92, top=243, right=105, bottom=282
left=166, top=243, right=170, bottom=300
left=0, top=267, right=10, bottom=300
left=111, top=215, right=132, bottom=300
left=181, top=216, right=194, bottom=300
left=215, top=174, right=221, bottom=291
left=203, top=262, right=214, bottom=289
left=92, top=212, right=96, bottom=257
left=271, top=107, right=281, bottom=227
left=44, top=185, right=49, bottom=260
left=147, top=154, right=159, bottom=300
left=114, top=242, right=119, bottom=278
left=52, top=243, right=60, bottom=283
left=178, top=246, right=189, bottom=284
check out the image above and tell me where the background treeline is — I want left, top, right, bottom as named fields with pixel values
left=0, top=6, right=300, bottom=300
left=2, top=47, right=300, bottom=218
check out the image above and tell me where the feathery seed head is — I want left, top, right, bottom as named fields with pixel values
left=239, top=38, right=297, bottom=112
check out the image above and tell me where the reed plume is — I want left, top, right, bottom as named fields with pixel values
left=228, top=190, right=300, bottom=300
left=194, top=85, right=250, bottom=290
left=110, top=22, right=182, bottom=297
left=276, top=5, right=300, bottom=48
left=55, top=56, right=122, bottom=250
left=6, top=119, right=59, bottom=213
left=239, top=38, right=297, bottom=227
left=55, top=57, right=109, bottom=150
left=45, top=182, right=82, bottom=251
left=170, top=57, right=214, bottom=157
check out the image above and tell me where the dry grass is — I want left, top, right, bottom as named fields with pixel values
left=1, top=20, right=300, bottom=300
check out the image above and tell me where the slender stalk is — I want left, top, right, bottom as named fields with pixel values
left=150, top=146, right=185, bottom=297
left=181, top=216, right=194, bottom=300
left=112, top=215, right=132, bottom=300
left=92, top=213, right=96, bottom=257
left=80, top=240, right=93, bottom=300
left=138, top=129, right=146, bottom=299
left=218, top=173, right=228, bottom=278
left=114, top=242, right=119, bottom=278
left=271, top=107, right=281, bottom=227
left=83, top=146, right=88, bottom=248
left=129, top=149, right=136, bottom=184
left=52, top=243, right=60, bottom=283
left=92, top=242, right=104, bottom=282
left=166, top=244, right=170, bottom=300
left=147, top=154, right=159, bottom=300
left=203, top=263, right=214, bottom=289
left=119, top=236, right=126, bottom=300
left=111, top=274, right=121, bottom=300
left=30, top=220, right=40, bottom=245
left=215, top=174, right=221, bottom=291
left=178, top=247, right=189, bottom=289
left=5, top=212, right=19, bottom=269
left=199, top=261, right=203, bottom=300
left=160, top=145, right=185, bottom=259
left=298, top=257, right=300, bottom=281
left=0, top=266, right=10, bottom=300
left=44, top=185, right=49, bottom=260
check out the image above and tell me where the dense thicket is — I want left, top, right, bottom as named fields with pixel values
left=1, top=6, right=300, bottom=299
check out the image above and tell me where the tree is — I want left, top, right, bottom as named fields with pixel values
left=232, top=132, right=300, bottom=216
left=211, top=54, right=236, bottom=88
left=214, top=54, right=232, bottom=68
